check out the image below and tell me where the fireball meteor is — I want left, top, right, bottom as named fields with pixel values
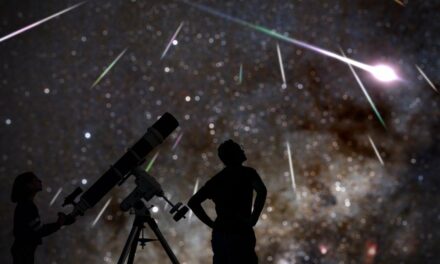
left=182, top=0, right=399, bottom=82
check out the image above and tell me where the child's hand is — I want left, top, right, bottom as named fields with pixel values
left=57, top=212, right=66, bottom=226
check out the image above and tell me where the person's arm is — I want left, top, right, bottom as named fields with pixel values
left=36, top=222, right=61, bottom=237
left=187, top=186, right=215, bottom=229
left=250, top=171, right=267, bottom=226
left=31, top=213, right=64, bottom=237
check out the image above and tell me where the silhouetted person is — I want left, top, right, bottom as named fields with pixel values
left=11, top=172, right=73, bottom=264
left=188, top=140, right=267, bottom=264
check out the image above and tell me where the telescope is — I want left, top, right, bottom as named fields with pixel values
left=64, top=112, right=178, bottom=217
left=63, top=112, right=188, bottom=264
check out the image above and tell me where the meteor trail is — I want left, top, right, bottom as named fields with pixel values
left=92, top=198, right=112, bottom=227
left=340, top=49, right=387, bottom=129
left=49, top=187, right=63, bottom=207
left=276, top=43, right=287, bottom=87
left=367, top=135, right=385, bottom=166
left=161, top=22, right=184, bottom=59
left=238, top=64, right=243, bottom=84
left=394, top=0, right=405, bottom=7
left=91, top=48, right=127, bottom=88
left=415, top=65, right=439, bottom=93
left=286, top=142, right=297, bottom=199
left=145, top=152, right=160, bottom=172
left=172, top=132, right=184, bottom=150
left=181, top=0, right=399, bottom=82
left=0, top=2, right=85, bottom=43
left=188, top=178, right=200, bottom=220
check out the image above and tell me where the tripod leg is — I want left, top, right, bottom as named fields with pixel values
left=146, top=216, right=180, bottom=264
left=118, top=225, right=140, bottom=264
left=126, top=226, right=142, bottom=264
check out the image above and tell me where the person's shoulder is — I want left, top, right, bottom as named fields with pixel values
left=242, top=166, right=258, bottom=174
left=205, top=169, right=225, bottom=184
left=213, top=167, right=229, bottom=177
left=240, top=166, right=260, bottom=180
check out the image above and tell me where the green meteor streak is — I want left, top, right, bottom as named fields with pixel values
left=181, top=0, right=398, bottom=80
left=145, top=152, right=159, bottom=172
left=340, top=49, right=387, bottom=129
left=91, top=48, right=127, bottom=88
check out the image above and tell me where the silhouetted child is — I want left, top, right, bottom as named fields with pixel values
left=11, top=172, right=72, bottom=264
left=188, top=140, right=267, bottom=264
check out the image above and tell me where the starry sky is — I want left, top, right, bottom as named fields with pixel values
left=1, top=0, right=439, bottom=263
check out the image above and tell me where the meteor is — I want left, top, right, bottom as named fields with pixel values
left=0, top=2, right=85, bottom=43
left=172, top=132, right=184, bottom=150
left=161, top=22, right=184, bottom=59
left=286, top=142, right=297, bottom=199
left=49, top=187, right=63, bottom=207
left=368, top=135, right=385, bottom=166
left=415, top=65, right=439, bottom=93
left=276, top=43, right=287, bottom=87
left=181, top=0, right=399, bottom=82
left=145, top=152, right=160, bottom=172
left=394, top=0, right=405, bottom=7
left=188, top=178, right=200, bottom=220
left=370, top=65, right=398, bottom=82
left=92, top=197, right=112, bottom=227
left=238, top=63, right=243, bottom=84
left=91, top=48, right=127, bottom=88
left=340, top=49, right=387, bottom=129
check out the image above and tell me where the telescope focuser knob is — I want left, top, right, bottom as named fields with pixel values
left=173, top=205, right=189, bottom=222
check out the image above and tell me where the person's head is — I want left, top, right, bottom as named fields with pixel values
left=11, top=171, right=42, bottom=203
left=217, top=139, right=247, bottom=166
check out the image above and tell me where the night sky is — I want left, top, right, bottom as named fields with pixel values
left=1, top=0, right=440, bottom=263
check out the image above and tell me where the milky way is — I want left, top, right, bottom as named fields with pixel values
left=1, top=1, right=439, bottom=263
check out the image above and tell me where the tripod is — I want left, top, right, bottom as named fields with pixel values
left=117, top=201, right=180, bottom=264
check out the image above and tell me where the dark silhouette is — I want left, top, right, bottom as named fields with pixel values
left=11, top=172, right=73, bottom=264
left=188, top=140, right=267, bottom=264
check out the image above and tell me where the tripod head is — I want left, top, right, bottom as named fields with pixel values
left=121, top=167, right=188, bottom=222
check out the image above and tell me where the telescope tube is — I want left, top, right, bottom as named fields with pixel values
left=70, top=113, right=178, bottom=217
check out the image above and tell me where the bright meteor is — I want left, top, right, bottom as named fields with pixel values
left=415, top=64, right=439, bottom=93
left=276, top=43, right=287, bottom=87
left=161, top=21, right=184, bottom=60
left=340, top=49, right=387, bottom=129
left=91, top=48, right=127, bottom=88
left=92, top=197, right=112, bottom=227
left=145, top=152, right=160, bottom=172
left=238, top=63, right=243, bottom=84
left=368, top=135, right=385, bottom=166
left=188, top=177, right=200, bottom=220
left=181, top=0, right=399, bottom=82
left=286, top=142, right=297, bottom=200
left=0, top=2, right=85, bottom=44
left=172, top=132, right=184, bottom=150
left=49, top=187, right=63, bottom=207
left=370, top=65, right=398, bottom=82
